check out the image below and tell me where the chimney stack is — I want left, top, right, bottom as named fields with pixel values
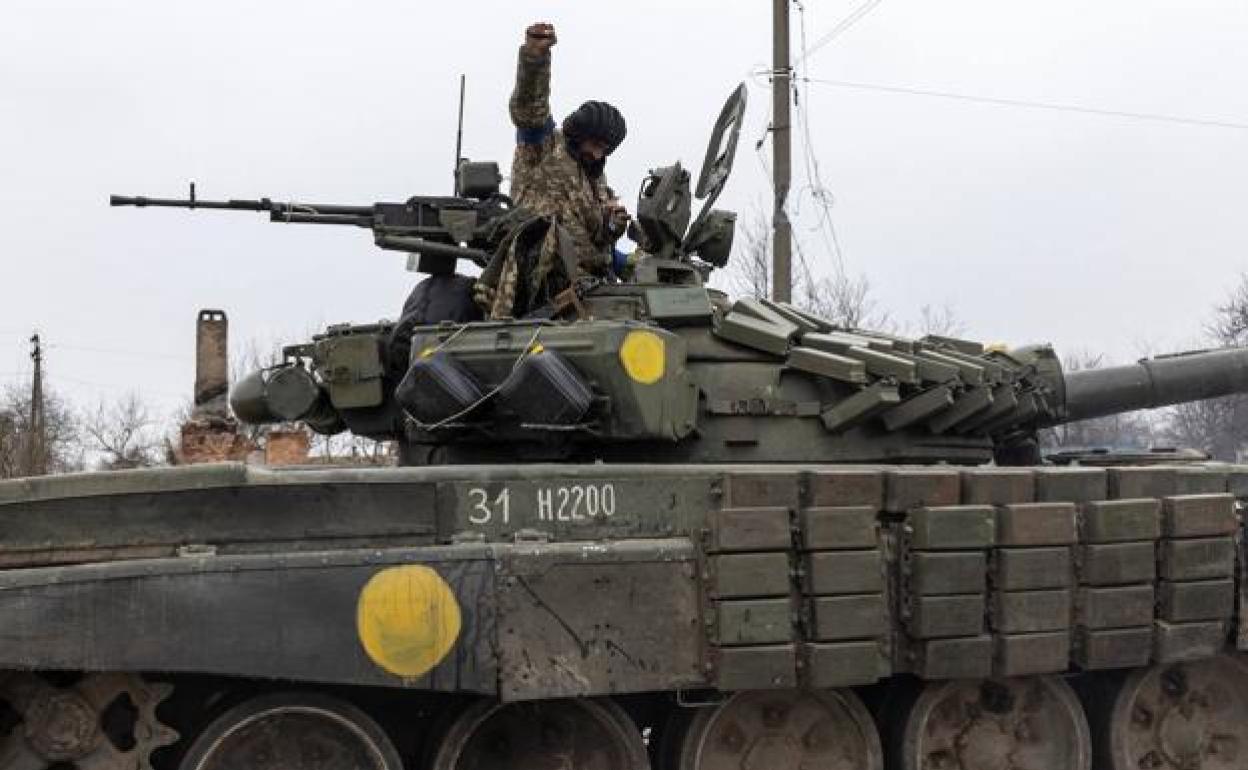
left=179, top=309, right=254, bottom=463
left=193, top=309, right=229, bottom=415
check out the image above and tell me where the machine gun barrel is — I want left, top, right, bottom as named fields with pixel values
left=110, top=194, right=272, bottom=211
left=1055, top=346, right=1248, bottom=424
left=110, top=194, right=375, bottom=219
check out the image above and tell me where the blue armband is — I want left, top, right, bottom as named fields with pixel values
left=612, top=247, right=629, bottom=277
left=516, top=116, right=556, bottom=146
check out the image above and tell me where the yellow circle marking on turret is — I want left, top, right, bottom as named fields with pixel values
left=619, top=330, right=666, bottom=384
left=356, top=565, right=462, bottom=678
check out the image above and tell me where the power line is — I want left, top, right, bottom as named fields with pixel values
left=47, top=343, right=190, bottom=363
left=794, top=0, right=885, bottom=67
left=793, top=1, right=847, bottom=273
left=753, top=128, right=821, bottom=292
left=50, top=372, right=186, bottom=400
left=802, top=77, right=1248, bottom=132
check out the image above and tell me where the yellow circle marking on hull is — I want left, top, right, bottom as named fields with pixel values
left=356, top=565, right=462, bottom=678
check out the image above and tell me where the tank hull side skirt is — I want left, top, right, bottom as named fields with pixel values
left=0, top=539, right=702, bottom=699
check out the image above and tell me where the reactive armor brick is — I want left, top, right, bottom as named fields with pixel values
left=1158, top=579, right=1235, bottom=622
left=759, top=297, right=824, bottom=334
left=907, top=506, right=996, bottom=550
left=907, top=595, right=985, bottom=639
left=807, top=594, right=887, bottom=641
left=714, top=312, right=794, bottom=356
left=926, top=387, right=993, bottom=433
left=734, top=298, right=801, bottom=336
left=799, top=506, right=878, bottom=550
left=803, top=551, right=883, bottom=595
left=847, top=347, right=920, bottom=383
left=911, top=635, right=993, bottom=679
left=787, top=347, right=866, bottom=384
left=709, top=553, right=792, bottom=598
left=992, top=547, right=1073, bottom=590
left=881, top=386, right=955, bottom=431
left=716, top=644, right=798, bottom=690
left=803, top=641, right=890, bottom=687
left=709, top=507, right=792, bottom=553
left=884, top=469, right=961, bottom=513
left=994, top=632, right=1070, bottom=676
left=724, top=473, right=801, bottom=508
left=909, top=551, right=987, bottom=595
left=1077, top=585, right=1155, bottom=629
left=806, top=470, right=885, bottom=508
left=1153, top=620, right=1227, bottom=663
left=1174, top=469, right=1229, bottom=495
left=1034, top=468, right=1108, bottom=504
left=995, top=503, right=1078, bottom=546
left=1078, top=542, right=1156, bottom=586
left=715, top=599, right=793, bottom=645
left=820, top=383, right=900, bottom=433
left=1228, top=467, right=1248, bottom=498
left=1074, top=626, right=1153, bottom=670
left=1080, top=499, right=1161, bottom=543
left=1161, top=494, right=1237, bottom=538
left=1159, top=537, right=1235, bottom=581
left=1108, top=467, right=1177, bottom=499
left=961, top=469, right=1035, bottom=505
left=991, top=589, right=1072, bottom=634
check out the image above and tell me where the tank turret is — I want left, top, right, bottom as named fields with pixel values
left=227, top=308, right=1248, bottom=467
left=165, top=83, right=1248, bottom=468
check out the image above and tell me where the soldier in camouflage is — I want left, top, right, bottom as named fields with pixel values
left=475, top=22, right=630, bottom=319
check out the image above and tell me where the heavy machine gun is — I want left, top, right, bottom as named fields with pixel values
left=110, top=161, right=512, bottom=274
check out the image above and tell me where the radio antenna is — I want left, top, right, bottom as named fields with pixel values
left=453, top=74, right=466, bottom=195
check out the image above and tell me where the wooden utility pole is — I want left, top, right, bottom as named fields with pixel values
left=771, top=0, right=793, bottom=302
left=27, top=333, right=44, bottom=476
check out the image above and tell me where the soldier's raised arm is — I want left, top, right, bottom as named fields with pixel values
left=510, top=22, right=556, bottom=133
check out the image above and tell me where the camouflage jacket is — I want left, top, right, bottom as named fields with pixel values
left=507, top=46, right=616, bottom=275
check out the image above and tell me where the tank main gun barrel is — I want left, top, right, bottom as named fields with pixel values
left=1052, top=346, right=1248, bottom=425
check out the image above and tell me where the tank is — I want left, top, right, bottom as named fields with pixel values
left=6, top=84, right=1248, bottom=770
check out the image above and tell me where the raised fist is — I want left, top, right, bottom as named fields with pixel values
left=524, top=22, right=557, bottom=55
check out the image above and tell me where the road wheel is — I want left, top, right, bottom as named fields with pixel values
left=428, top=697, right=649, bottom=770
left=673, top=689, right=881, bottom=770
left=177, top=692, right=401, bottom=770
left=1100, top=656, right=1248, bottom=770
left=898, top=677, right=1090, bottom=770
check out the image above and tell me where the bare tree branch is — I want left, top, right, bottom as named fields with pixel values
left=916, top=303, right=966, bottom=337
left=0, top=384, right=83, bottom=477
left=81, top=392, right=167, bottom=470
left=726, top=204, right=890, bottom=329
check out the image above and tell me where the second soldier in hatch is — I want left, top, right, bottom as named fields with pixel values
left=476, top=21, right=632, bottom=318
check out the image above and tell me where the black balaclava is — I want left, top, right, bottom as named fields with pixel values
left=562, top=101, right=627, bottom=179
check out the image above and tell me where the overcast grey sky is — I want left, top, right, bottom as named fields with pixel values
left=2, top=0, right=1246, bottom=422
